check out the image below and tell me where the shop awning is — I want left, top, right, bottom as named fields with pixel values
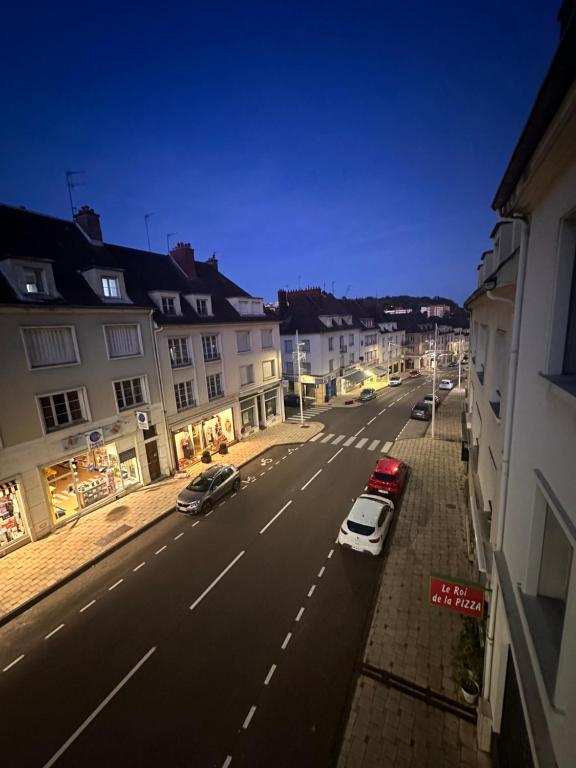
left=372, top=365, right=388, bottom=377
left=342, top=369, right=371, bottom=385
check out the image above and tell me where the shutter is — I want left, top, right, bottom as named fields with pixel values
left=106, top=325, right=140, bottom=358
left=24, top=327, right=77, bottom=367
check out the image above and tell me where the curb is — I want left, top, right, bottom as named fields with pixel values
left=0, top=433, right=323, bottom=629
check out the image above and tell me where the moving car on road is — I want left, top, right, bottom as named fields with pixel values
left=411, top=401, right=432, bottom=421
left=358, top=388, right=376, bottom=402
left=337, top=493, right=394, bottom=556
left=388, top=376, right=402, bottom=387
left=439, top=379, right=454, bottom=390
left=367, top=457, right=408, bottom=499
left=177, top=464, right=241, bottom=514
left=408, top=370, right=421, bottom=378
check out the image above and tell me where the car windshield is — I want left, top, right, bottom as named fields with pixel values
left=347, top=519, right=375, bottom=536
left=187, top=473, right=213, bottom=491
left=374, top=471, right=396, bottom=482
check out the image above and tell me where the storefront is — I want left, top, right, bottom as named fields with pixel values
left=43, top=439, right=141, bottom=523
left=173, top=406, right=236, bottom=470
left=0, top=480, right=29, bottom=554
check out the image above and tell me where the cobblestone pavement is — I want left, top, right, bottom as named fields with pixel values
left=337, top=391, right=491, bottom=768
left=0, top=419, right=323, bottom=622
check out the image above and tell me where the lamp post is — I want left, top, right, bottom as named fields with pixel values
left=431, top=323, right=438, bottom=439
left=386, top=338, right=403, bottom=384
left=457, top=331, right=463, bottom=390
left=294, top=329, right=305, bottom=427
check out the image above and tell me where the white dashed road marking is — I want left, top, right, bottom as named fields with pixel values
left=308, top=584, right=316, bottom=598
left=328, top=448, right=343, bottom=464
left=155, top=546, right=167, bottom=555
left=109, top=579, right=124, bottom=591
left=133, top=562, right=146, bottom=572
left=189, top=551, right=245, bottom=611
left=174, top=532, right=184, bottom=540
left=295, top=607, right=305, bottom=622
left=264, top=664, right=277, bottom=685
left=318, top=566, right=325, bottom=578
left=281, top=632, right=292, bottom=650
left=3, top=655, right=24, bottom=673
left=301, top=469, right=322, bottom=491
left=259, top=500, right=293, bottom=535
left=80, top=600, right=96, bottom=613
left=45, top=624, right=65, bottom=640
left=243, top=706, right=257, bottom=730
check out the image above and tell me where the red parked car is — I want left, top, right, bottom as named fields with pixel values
left=408, top=370, right=421, bottom=378
left=367, top=457, right=409, bottom=498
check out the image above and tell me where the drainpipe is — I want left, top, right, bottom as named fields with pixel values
left=483, top=216, right=529, bottom=704
left=149, top=312, right=176, bottom=474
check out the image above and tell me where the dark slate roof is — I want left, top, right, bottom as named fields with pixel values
left=278, top=290, right=365, bottom=335
left=0, top=204, right=268, bottom=326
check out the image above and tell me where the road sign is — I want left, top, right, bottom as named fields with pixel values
left=429, top=574, right=484, bottom=618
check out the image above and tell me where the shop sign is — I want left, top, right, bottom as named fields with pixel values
left=429, top=574, right=484, bottom=618
left=85, top=429, right=105, bottom=449
left=300, top=375, right=315, bottom=384
left=136, top=411, right=150, bottom=430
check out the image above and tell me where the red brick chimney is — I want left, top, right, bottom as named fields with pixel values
left=171, top=242, right=196, bottom=277
left=74, top=205, right=102, bottom=242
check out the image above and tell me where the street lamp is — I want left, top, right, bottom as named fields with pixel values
left=386, top=338, right=404, bottom=384
left=293, top=329, right=306, bottom=427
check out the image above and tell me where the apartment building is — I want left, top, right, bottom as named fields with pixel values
left=465, top=4, right=576, bottom=765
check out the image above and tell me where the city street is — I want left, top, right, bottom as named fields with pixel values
left=0, top=376, right=449, bottom=768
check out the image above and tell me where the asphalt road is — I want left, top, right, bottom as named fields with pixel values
left=0, top=374, right=447, bottom=768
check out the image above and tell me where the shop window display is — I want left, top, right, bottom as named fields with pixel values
left=0, top=482, right=28, bottom=550
left=44, top=442, right=141, bottom=522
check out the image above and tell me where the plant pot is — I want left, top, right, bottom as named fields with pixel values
left=460, top=678, right=479, bottom=705
left=201, top=451, right=212, bottom=463
left=218, top=443, right=228, bottom=455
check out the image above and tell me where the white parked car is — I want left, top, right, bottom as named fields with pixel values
left=388, top=376, right=402, bottom=387
left=439, top=379, right=454, bottom=391
left=337, top=494, right=394, bottom=556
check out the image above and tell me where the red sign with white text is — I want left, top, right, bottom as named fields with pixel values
left=429, top=575, right=484, bottom=618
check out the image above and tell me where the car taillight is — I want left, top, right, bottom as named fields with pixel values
left=340, top=526, right=348, bottom=535
left=369, top=535, right=381, bottom=543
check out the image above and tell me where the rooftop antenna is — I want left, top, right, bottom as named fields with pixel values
left=166, top=232, right=177, bottom=254
left=331, top=280, right=335, bottom=294
left=344, top=284, right=351, bottom=297
left=298, top=274, right=301, bottom=289
left=144, top=213, right=154, bottom=251
left=65, top=171, right=85, bottom=217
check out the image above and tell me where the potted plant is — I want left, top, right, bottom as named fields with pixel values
left=218, top=442, right=228, bottom=455
left=452, top=616, right=484, bottom=705
left=201, top=449, right=212, bottom=463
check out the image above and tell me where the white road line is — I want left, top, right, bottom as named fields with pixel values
left=109, top=579, right=124, bottom=591
left=309, top=433, right=322, bottom=442
left=281, top=632, right=292, bottom=650
left=133, top=561, right=146, bottom=572
left=218, top=502, right=226, bottom=508
left=155, top=546, right=167, bottom=555
left=281, top=455, right=287, bottom=460
left=355, top=438, right=368, bottom=449
left=368, top=439, right=379, bottom=451
left=259, top=500, right=293, bottom=535
left=231, top=492, right=238, bottom=497
left=222, top=757, right=233, bottom=768
left=343, top=436, right=356, bottom=447
left=264, top=664, right=277, bottom=685
left=259, top=472, right=266, bottom=476
left=243, top=705, right=257, bottom=730
left=174, top=532, right=184, bottom=541
left=321, top=433, right=335, bottom=443
left=80, top=599, right=96, bottom=613
left=382, top=441, right=393, bottom=452
left=274, top=461, right=280, bottom=465
left=327, top=447, right=343, bottom=464
left=241, top=486, right=247, bottom=490
left=353, top=427, right=365, bottom=437
left=367, top=417, right=376, bottom=425
left=3, top=654, right=24, bottom=672
left=308, top=584, right=316, bottom=598
left=42, top=647, right=156, bottom=768
left=332, top=434, right=345, bottom=445
left=189, top=551, right=245, bottom=611
left=267, top=466, right=273, bottom=471
left=328, top=549, right=334, bottom=559
left=45, top=624, right=65, bottom=640
left=318, top=566, right=325, bottom=578
left=301, top=469, right=322, bottom=491
left=192, top=520, right=200, bottom=527
left=378, top=408, right=387, bottom=415
left=205, top=510, right=213, bottom=517
left=295, top=607, right=305, bottom=622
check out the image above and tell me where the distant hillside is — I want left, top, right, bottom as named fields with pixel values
left=342, top=295, right=469, bottom=326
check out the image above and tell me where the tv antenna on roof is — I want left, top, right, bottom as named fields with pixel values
left=144, top=213, right=154, bottom=251
left=65, top=171, right=85, bottom=217
left=166, top=232, right=177, bottom=254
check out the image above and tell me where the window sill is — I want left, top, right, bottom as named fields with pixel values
left=237, top=349, right=252, bottom=355
left=204, top=356, right=221, bottom=363
left=118, top=403, right=147, bottom=412
left=240, top=381, right=255, bottom=388
left=46, top=419, right=88, bottom=434
left=171, top=361, right=193, bottom=369
left=176, top=402, right=197, bottom=412
left=539, top=372, right=576, bottom=400
left=208, top=392, right=225, bottom=401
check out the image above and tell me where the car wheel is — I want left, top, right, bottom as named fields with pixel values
left=202, top=499, right=213, bottom=515
left=233, top=478, right=241, bottom=492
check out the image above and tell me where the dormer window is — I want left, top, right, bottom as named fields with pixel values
left=23, top=267, right=46, bottom=295
left=0, top=258, right=59, bottom=301
left=196, top=299, right=208, bottom=316
left=102, top=275, right=120, bottom=298
left=226, top=296, right=264, bottom=315
left=183, top=293, right=213, bottom=317
left=162, top=296, right=176, bottom=315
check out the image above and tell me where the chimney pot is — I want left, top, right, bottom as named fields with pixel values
left=171, top=241, right=196, bottom=277
left=74, top=205, right=102, bottom=242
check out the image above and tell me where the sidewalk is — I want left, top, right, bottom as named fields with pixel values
left=0, top=419, right=323, bottom=624
left=337, top=390, right=490, bottom=768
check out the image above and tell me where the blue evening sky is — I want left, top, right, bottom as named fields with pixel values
left=1, top=1, right=558, bottom=304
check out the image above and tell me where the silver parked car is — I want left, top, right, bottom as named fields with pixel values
left=177, top=463, right=241, bottom=514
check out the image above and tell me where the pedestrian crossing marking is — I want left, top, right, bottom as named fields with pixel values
left=332, top=435, right=345, bottom=445
left=309, top=433, right=323, bottom=442
left=343, top=436, right=356, bottom=447
left=368, top=440, right=379, bottom=451
left=355, top=438, right=368, bottom=449
left=321, top=433, right=335, bottom=443
left=382, top=441, right=393, bottom=452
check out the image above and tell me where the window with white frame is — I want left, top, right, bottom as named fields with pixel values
left=349, top=334, right=354, bottom=346
left=264, top=389, right=278, bottom=417
left=202, top=334, right=220, bottom=361
left=23, top=266, right=47, bottom=295
left=251, top=301, right=260, bottom=314
left=101, top=276, right=121, bottom=298
left=206, top=372, right=224, bottom=400
left=329, top=359, right=334, bottom=372
left=284, top=339, right=293, bottom=353
left=22, top=326, right=79, bottom=368
left=104, top=325, right=142, bottom=359
left=241, top=400, right=256, bottom=428
left=161, top=296, right=176, bottom=315
left=301, top=362, right=311, bottom=374
left=563, top=256, right=576, bottom=375
left=285, top=361, right=294, bottom=375
left=114, top=377, right=147, bottom=410
left=168, top=337, right=191, bottom=368
left=240, top=364, right=254, bottom=386
left=236, top=330, right=251, bottom=353
left=261, top=329, right=273, bottom=349
left=301, top=339, right=311, bottom=353
left=174, top=380, right=195, bottom=410
left=239, top=300, right=250, bottom=314
left=196, top=298, right=208, bottom=316
left=328, top=337, right=334, bottom=351
left=38, top=388, right=87, bottom=432
left=262, top=359, right=276, bottom=380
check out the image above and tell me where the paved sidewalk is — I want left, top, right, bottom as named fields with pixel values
left=0, top=419, right=323, bottom=623
left=337, top=391, right=490, bottom=768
